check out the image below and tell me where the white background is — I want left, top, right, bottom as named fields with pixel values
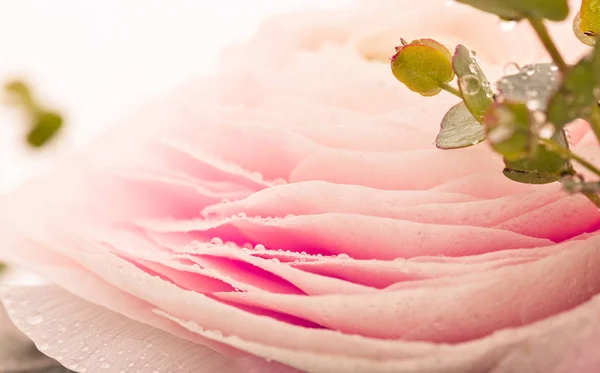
left=0, top=0, right=350, bottom=193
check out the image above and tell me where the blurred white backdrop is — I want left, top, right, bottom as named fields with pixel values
left=0, top=0, right=351, bottom=193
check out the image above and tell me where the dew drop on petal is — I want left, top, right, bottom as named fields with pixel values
left=25, top=314, right=43, bottom=326
left=210, top=237, right=224, bottom=245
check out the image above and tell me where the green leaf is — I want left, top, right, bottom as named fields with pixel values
left=485, top=101, right=531, bottom=160
left=436, top=102, right=486, bottom=149
left=547, top=40, right=600, bottom=129
left=391, top=39, right=455, bottom=97
left=484, top=101, right=568, bottom=184
left=4, top=80, right=34, bottom=110
left=574, top=12, right=598, bottom=46
left=503, top=143, right=568, bottom=184
left=4, top=80, right=64, bottom=148
left=456, top=0, right=569, bottom=21
left=27, top=111, right=63, bottom=148
left=452, top=45, right=493, bottom=122
left=580, top=0, right=600, bottom=36
left=496, top=63, right=560, bottom=111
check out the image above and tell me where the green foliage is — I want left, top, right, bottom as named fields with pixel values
left=391, top=39, right=455, bottom=96
left=580, top=0, right=600, bottom=36
left=452, top=45, right=494, bottom=122
left=4, top=80, right=63, bottom=148
left=455, top=0, right=569, bottom=22
left=436, top=102, right=486, bottom=149
left=27, top=111, right=63, bottom=148
left=485, top=101, right=568, bottom=184
left=496, top=63, right=560, bottom=111
left=547, top=39, right=600, bottom=130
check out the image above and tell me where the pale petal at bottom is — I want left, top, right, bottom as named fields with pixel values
left=1, top=286, right=298, bottom=373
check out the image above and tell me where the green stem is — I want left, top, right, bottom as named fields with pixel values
left=590, top=105, right=600, bottom=144
left=540, top=138, right=600, bottom=178
left=439, top=82, right=462, bottom=98
left=583, top=192, right=600, bottom=208
left=527, top=17, right=568, bottom=74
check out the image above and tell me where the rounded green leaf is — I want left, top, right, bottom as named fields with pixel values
left=484, top=102, right=530, bottom=160
left=436, top=102, right=486, bottom=149
left=485, top=101, right=569, bottom=184
left=456, top=0, right=569, bottom=22
left=27, top=111, right=63, bottom=147
left=391, top=39, right=454, bottom=97
left=574, top=12, right=597, bottom=46
left=453, top=45, right=494, bottom=122
left=580, top=0, right=600, bottom=37
left=503, top=144, right=567, bottom=184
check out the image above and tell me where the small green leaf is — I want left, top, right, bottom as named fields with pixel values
left=4, top=80, right=35, bottom=110
left=547, top=40, right=600, bottom=129
left=496, top=63, right=560, bottom=111
left=574, top=12, right=598, bottom=46
left=4, top=80, right=64, bottom=148
left=456, top=0, right=569, bottom=21
left=436, top=102, right=486, bottom=149
left=485, top=101, right=568, bottom=184
left=580, top=0, right=600, bottom=37
left=27, top=111, right=62, bottom=148
left=452, top=45, right=494, bottom=122
left=503, top=143, right=568, bottom=184
left=485, top=101, right=531, bottom=160
left=391, top=39, right=455, bottom=97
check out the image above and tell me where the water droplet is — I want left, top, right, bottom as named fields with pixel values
left=500, top=20, right=518, bottom=32
left=538, top=124, right=556, bottom=139
left=468, top=63, right=478, bottom=74
left=25, top=314, right=43, bottom=326
left=503, top=62, right=520, bottom=75
left=530, top=110, right=546, bottom=124
left=526, top=99, right=542, bottom=111
left=254, top=244, right=266, bottom=251
left=337, top=253, right=351, bottom=259
left=210, top=237, right=223, bottom=245
left=38, top=343, right=49, bottom=351
left=101, top=362, right=111, bottom=369
left=459, top=75, right=481, bottom=95
left=562, top=174, right=585, bottom=193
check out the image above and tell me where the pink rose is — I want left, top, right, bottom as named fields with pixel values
left=2, top=1, right=600, bottom=372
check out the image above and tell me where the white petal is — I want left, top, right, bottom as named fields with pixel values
left=1, top=285, right=298, bottom=373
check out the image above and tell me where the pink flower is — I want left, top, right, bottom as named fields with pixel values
left=2, top=1, right=600, bottom=372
